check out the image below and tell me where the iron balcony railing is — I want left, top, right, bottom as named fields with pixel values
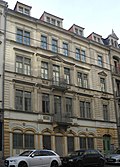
left=53, top=112, right=72, bottom=123
left=51, top=77, right=69, bottom=90
left=112, top=67, right=120, bottom=75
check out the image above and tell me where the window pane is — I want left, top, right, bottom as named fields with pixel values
left=52, top=39, right=58, bottom=53
left=25, top=134, right=34, bottom=149
left=43, top=135, right=51, bottom=149
left=53, top=65, right=60, bottom=85
left=16, top=29, right=23, bottom=43
left=41, top=35, right=47, bottom=49
left=98, top=55, right=103, bottom=67
left=81, top=50, right=86, bottom=62
left=67, top=136, right=74, bottom=153
left=80, top=101, right=85, bottom=118
left=16, top=56, right=23, bottom=74
left=63, top=42, right=68, bottom=56
left=41, top=62, right=48, bottom=79
left=15, top=90, right=23, bottom=110
left=80, top=137, right=86, bottom=149
left=66, top=98, right=72, bottom=113
left=54, top=96, right=61, bottom=114
left=64, top=68, right=70, bottom=84
left=24, top=31, right=30, bottom=45
left=76, top=48, right=80, bottom=60
left=42, top=94, right=49, bottom=113
left=103, top=105, right=109, bottom=121
left=24, top=92, right=31, bottom=111
left=13, top=133, right=23, bottom=148
left=87, top=137, right=94, bottom=149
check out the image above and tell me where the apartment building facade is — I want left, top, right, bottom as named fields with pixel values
left=3, top=1, right=118, bottom=158
left=0, top=0, right=7, bottom=158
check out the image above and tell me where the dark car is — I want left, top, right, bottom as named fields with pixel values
left=61, top=149, right=105, bottom=167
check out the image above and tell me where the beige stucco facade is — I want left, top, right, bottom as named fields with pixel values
left=2, top=1, right=118, bottom=158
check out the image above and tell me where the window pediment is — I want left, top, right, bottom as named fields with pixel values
left=98, top=71, right=107, bottom=77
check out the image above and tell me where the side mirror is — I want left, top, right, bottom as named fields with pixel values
left=31, top=154, right=34, bottom=158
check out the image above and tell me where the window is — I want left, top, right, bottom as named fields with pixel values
left=75, top=28, right=78, bottom=34
left=43, top=135, right=51, bottom=149
left=81, top=50, right=86, bottom=62
left=63, top=42, right=68, bottom=56
left=16, top=56, right=31, bottom=75
left=80, top=101, right=91, bottom=119
left=25, top=134, right=34, bottom=148
left=98, top=55, right=103, bottom=67
left=46, top=17, right=50, bottom=23
left=41, top=35, right=47, bottom=49
left=79, top=30, right=83, bottom=36
left=16, top=29, right=30, bottom=45
left=100, top=77, right=106, bottom=91
left=67, top=136, right=74, bottom=153
left=52, top=39, right=58, bottom=53
left=19, top=6, right=23, bottom=13
left=25, top=8, right=30, bottom=15
left=64, top=68, right=70, bottom=84
left=15, top=90, right=31, bottom=111
left=42, top=94, right=49, bottom=113
left=41, top=62, right=48, bottom=79
left=53, top=65, right=60, bottom=85
left=76, top=48, right=80, bottom=60
left=54, top=96, right=61, bottom=114
left=13, top=133, right=34, bottom=149
left=57, top=21, right=60, bottom=27
left=103, top=105, right=109, bottom=121
left=51, top=18, right=56, bottom=25
left=77, top=72, right=88, bottom=88
left=66, top=98, right=72, bottom=113
left=13, top=133, right=23, bottom=148
left=79, top=137, right=94, bottom=149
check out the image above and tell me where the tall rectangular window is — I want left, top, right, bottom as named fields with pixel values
left=81, top=50, right=86, bottom=62
left=42, top=94, right=49, bottom=113
left=25, top=134, right=34, bottom=149
left=66, top=98, right=72, bottom=113
left=41, top=62, right=48, bottom=79
left=16, top=29, right=30, bottom=45
left=52, top=39, right=58, bottom=53
left=80, top=101, right=91, bottom=119
left=54, top=96, right=61, bottom=114
left=77, top=72, right=88, bottom=88
left=16, top=56, right=31, bottom=75
left=87, top=138, right=94, bottom=149
left=43, top=135, right=51, bottom=149
left=53, top=65, right=60, bottom=85
left=103, top=105, right=109, bottom=121
left=100, top=78, right=106, bottom=91
left=98, top=55, right=103, bottom=67
left=63, top=42, right=68, bottom=56
left=79, top=137, right=86, bottom=149
left=15, top=90, right=31, bottom=111
left=13, top=133, right=23, bottom=148
left=75, top=48, right=80, bottom=60
left=67, top=137, right=74, bottom=153
left=41, top=35, right=47, bottom=49
left=64, top=68, right=70, bottom=84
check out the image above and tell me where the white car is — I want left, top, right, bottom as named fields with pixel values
left=4, top=149, right=62, bottom=167
left=105, top=149, right=120, bottom=164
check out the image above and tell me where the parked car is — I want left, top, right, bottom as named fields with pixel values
left=4, top=149, right=62, bottom=167
left=61, top=149, right=105, bottom=167
left=105, top=149, right=120, bottom=164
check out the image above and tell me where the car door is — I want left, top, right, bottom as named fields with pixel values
left=28, top=151, right=43, bottom=167
left=39, top=150, right=52, bottom=167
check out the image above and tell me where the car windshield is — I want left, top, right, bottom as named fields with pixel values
left=19, top=150, right=33, bottom=156
left=68, top=150, right=85, bottom=157
left=113, top=149, right=120, bottom=154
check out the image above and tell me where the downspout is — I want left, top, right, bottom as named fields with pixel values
left=2, top=2, right=8, bottom=159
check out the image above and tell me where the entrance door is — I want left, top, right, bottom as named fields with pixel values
left=103, top=135, right=111, bottom=154
left=55, top=136, right=63, bottom=156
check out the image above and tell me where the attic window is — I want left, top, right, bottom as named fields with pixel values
left=75, top=28, right=78, bottom=34
left=19, top=6, right=23, bottom=13
left=57, top=21, right=60, bottom=27
left=98, top=38, right=100, bottom=43
left=51, top=18, right=56, bottom=25
left=94, top=36, right=96, bottom=41
left=25, top=8, right=30, bottom=15
left=79, top=30, right=83, bottom=36
left=46, top=17, right=50, bottom=23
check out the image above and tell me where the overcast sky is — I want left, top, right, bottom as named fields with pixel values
left=6, top=0, right=120, bottom=41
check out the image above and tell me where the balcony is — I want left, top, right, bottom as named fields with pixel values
left=53, top=112, right=72, bottom=124
left=112, top=67, right=120, bottom=76
left=51, top=77, right=69, bottom=91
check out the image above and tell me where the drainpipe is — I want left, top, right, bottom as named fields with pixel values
left=2, top=1, right=8, bottom=160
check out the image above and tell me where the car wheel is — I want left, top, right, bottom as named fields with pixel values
left=50, top=160, right=58, bottom=167
left=77, top=161, right=83, bottom=167
left=98, top=160, right=105, bottom=167
left=18, top=161, right=28, bottom=167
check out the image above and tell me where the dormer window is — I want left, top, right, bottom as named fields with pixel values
left=94, top=36, right=96, bottom=41
left=46, top=17, right=50, bottom=23
left=19, top=6, right=23, bottom=13
left=25, top=8, right=30, bottom=15
left=79, top=30, right=83, bottom=36
left=51, top=18, right=56, bottom=25
left=75, top=28, right=78, bottom=34
left=57, top=21, right=60, bottom=27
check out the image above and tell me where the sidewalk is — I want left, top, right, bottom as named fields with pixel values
left=0, top=159, right=4, bottom=167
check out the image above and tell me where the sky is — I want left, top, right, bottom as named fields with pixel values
left=6, top=0, right=120, bottom=41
